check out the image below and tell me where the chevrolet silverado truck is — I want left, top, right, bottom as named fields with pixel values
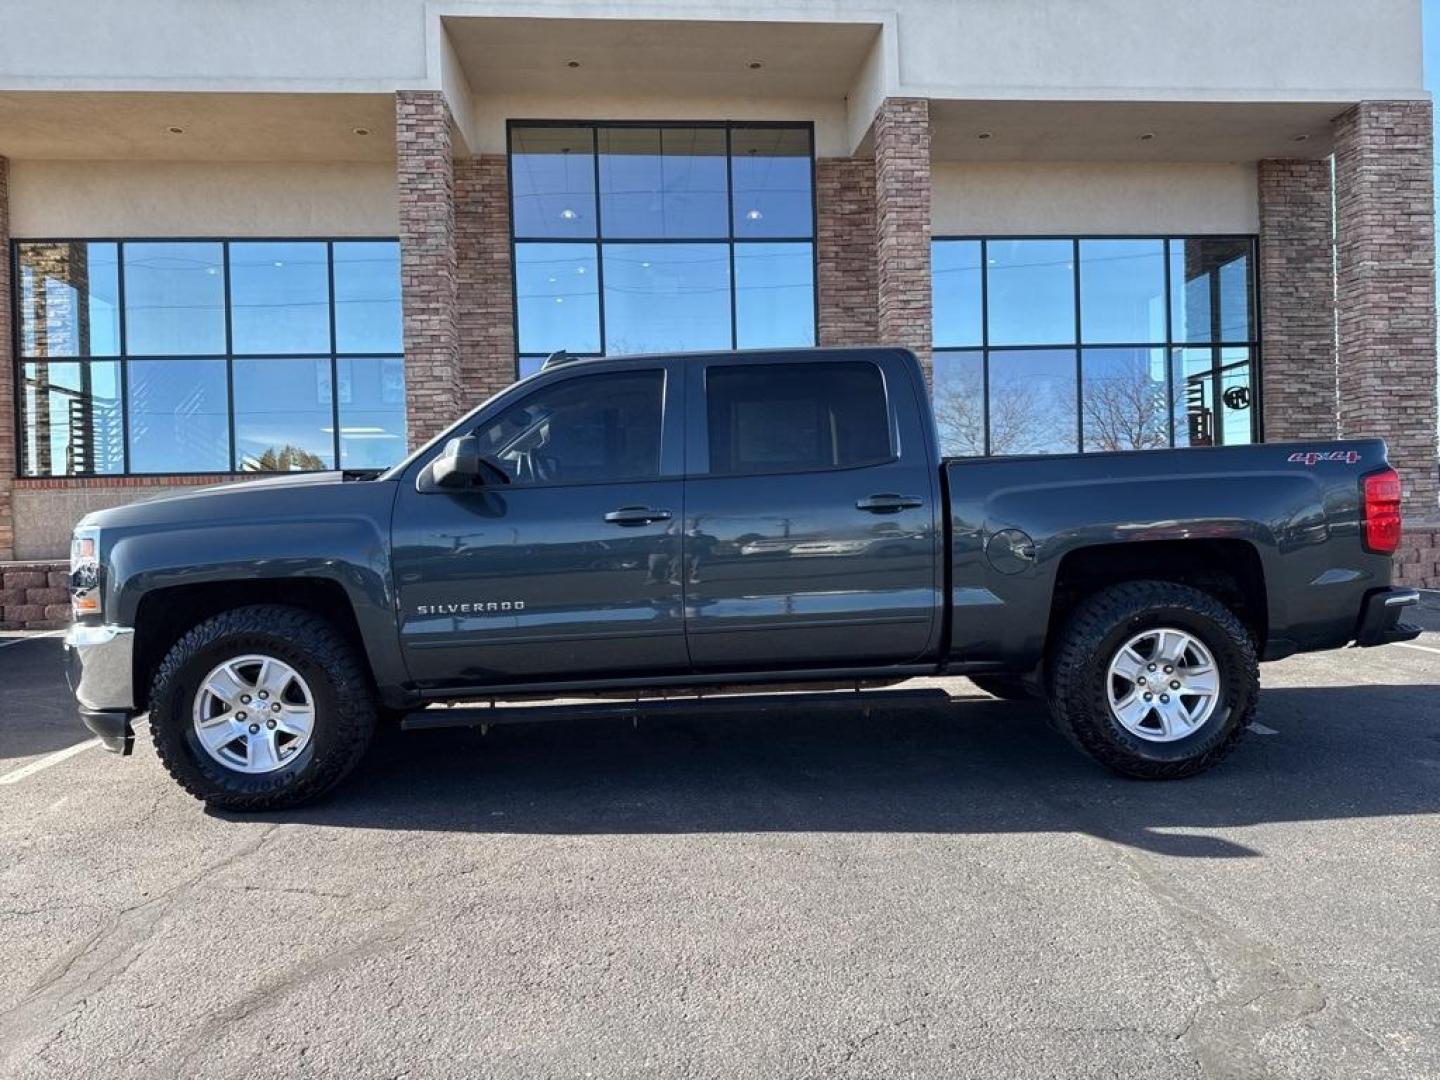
left=63, top=347, right=1420, bottom=810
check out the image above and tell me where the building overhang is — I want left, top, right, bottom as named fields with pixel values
left=442, top=15, right=880, bottom=102
left=927, top=99, right=1347, bottom=164
left=0, top=91, right=397, bottom=162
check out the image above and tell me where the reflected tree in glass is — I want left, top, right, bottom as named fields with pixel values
left=1082, top=349, right=1171, bottom=451
left=232, top=358, right=336, bottom=471
left=986, top=350, right=1078, bottom=454
left=932, top=350, right=985, bottom=456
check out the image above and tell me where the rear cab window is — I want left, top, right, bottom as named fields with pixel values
left=704, top=361, right=892, bottom=475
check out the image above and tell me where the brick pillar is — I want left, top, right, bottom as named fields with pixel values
left=1257, top=160, right=1337, bottom=441
left=396, top=91, right=460, bottom=450
left=455, top=154, right=516, bottom=405
left=1334, top=100, right=1439, bottom=522
left=0, top=157, right=15, bottom=561
left=873, top=98, right=933, bottom=381
left=816, top=157, right=878, bottom=347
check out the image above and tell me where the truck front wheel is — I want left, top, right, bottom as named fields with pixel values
left=1046, top=581, right=1257, bottom=779
left=148, top=605, right=377, bottom=811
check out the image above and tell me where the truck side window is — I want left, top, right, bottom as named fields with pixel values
left=472, top=370, right=664, bottom=485
left=706, top=362, right=891, bottom=475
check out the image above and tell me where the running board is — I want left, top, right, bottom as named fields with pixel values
left=401, top=687, right=954, bottom=732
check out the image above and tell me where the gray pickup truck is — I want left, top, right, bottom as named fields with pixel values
left=64, top=347, right=1419, bottom=809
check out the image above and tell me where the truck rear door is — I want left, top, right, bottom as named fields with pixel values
left=681, top=351, right=942, bottom=671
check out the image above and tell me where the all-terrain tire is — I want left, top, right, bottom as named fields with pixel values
left=149, top=605, right=377, bottom=811
left=1046, top=580, right=1257, bottom=779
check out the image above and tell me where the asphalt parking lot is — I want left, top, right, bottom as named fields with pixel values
left=2, top=598, right=1439, bottom=1079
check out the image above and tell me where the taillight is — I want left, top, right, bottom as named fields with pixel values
left=1361, top=467, right=1402, bottom=555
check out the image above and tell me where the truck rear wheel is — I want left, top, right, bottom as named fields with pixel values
left=148, top=605, right=377, bottom=811
left=1046, top=581, right=1257, bottom=779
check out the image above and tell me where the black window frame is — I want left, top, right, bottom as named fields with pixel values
left=9, top=235, right=405, bottom=478
left=507, top=119, right=820, bottom=377
left=931, top=233, right=1263, bottom=456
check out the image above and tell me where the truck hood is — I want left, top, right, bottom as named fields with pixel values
left=78, top=471, right=383, bottom=531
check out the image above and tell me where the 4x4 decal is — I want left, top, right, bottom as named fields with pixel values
left=1288, top=450, right=1362, bottom=466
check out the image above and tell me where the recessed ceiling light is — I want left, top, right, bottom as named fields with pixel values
left=1138, top=132, right=1157, bottom=142
left=976, top=131, right=994, bottom=141
left=745, top=208, right=764, bottom=221
left=1293, top=133, right=1311, bottom=143
left=166, top=126, right=185, bottom=135
left=352, top=126, right=371, bottom=136
left=559, top=208, right=579, bottom=221
left=566, top=60, right=580, bottom=68
left=748, top=60, right=764, bottom=70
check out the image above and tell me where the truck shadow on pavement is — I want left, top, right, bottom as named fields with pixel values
left=252, top=682, right=1440, bottom=859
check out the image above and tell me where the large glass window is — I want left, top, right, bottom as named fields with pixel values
left=933, top=236, right=1259, bottom=457
left=13, top=239, right=405, bottom=476
left=510, top=121, right=817, bottom=376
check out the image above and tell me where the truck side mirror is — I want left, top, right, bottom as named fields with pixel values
left=419, top=435, right=511, bottom=492
left=431, top=435, right=481, bottom=488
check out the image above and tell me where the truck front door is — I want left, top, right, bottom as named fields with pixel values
left=681, top=352, right=942, bottom=671
left=392, top=363, right=688, bottom=690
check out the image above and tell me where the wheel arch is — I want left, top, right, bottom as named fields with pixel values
left=1047, top=538, right=1268, bottom=650
left=131, top=579, right=373, bottom=714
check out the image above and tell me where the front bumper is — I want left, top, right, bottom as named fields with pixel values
left=1355, top=588, right=1422, bottom=648
left=63, top=623, right=138, bottom=755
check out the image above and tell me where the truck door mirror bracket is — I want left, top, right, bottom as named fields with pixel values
left=418, top=436, right=511, bottom=492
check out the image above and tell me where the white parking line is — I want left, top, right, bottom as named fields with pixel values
left=0, top=630, right=64, bottom=650
left=1394, top=641, right=1440, bottom=657
left=0, top=739, right=99, bottom=785
left=0, top=720, right=146, bottom=787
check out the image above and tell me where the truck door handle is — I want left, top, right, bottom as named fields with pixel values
left=855, top=494, right=924, bottom=514
left=603, top=506, right=673, bottom=526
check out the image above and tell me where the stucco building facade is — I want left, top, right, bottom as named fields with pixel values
left=1, top=0, right=1438, bottom=626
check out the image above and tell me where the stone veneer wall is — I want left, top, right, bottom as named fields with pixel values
left=1334, top=100, right=1439, bottom=523
left=873, top=98, right=933, bottom=382
left=396, top=91, right=460, bottom=450
left=0, top=561, right=69, bottom=630
left=1395, top=525, right=1440, bottom=590
left=1257, top=159, right=1338, bottom=441
left=816, top=158, right=878, bottom=347
left=455, top=154, right=517, bottom=407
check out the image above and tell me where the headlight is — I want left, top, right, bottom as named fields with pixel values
left=70, top=526, right=102, bottom=617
